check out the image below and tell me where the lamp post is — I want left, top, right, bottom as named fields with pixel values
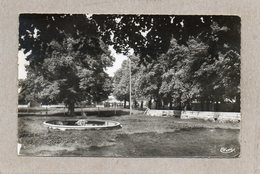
left=129, top=58, right=132, bottom=116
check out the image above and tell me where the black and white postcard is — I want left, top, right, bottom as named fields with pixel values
left=18, top=14, right=241, bottom=157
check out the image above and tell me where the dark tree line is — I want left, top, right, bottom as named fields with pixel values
left=111, top=16, right=240, bottom=111
left=93, top=15, right=240, bottom=64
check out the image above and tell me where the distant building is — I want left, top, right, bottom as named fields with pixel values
left=102, top=96, right=124, bottom=108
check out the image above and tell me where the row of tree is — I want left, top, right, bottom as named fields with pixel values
left=97, top=15, right=240, bottom=111
left=113, top=27, right=240, bottom=111
left=19, top=14, right=240, bottom=114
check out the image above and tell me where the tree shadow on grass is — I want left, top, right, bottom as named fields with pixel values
left=18, top=109, right=130, bottom=117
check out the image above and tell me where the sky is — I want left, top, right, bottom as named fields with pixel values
left=18, top=50, right=30, bottom=79
left=105, top=46, right=128, bottom=77
left=18, top=46, right=129, bottom=79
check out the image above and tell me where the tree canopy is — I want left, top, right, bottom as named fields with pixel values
left=114, top=35, right=240, bottom=111
left=113, top=60, right=130, bottom=106
left=19, top=14, right=240, bottom=113
left=93, top=15, right=240, bottom=64
left=19, top=14, right=114, bottom=115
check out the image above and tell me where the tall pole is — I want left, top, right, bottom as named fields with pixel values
left=129, top=58, right=132, bottom=116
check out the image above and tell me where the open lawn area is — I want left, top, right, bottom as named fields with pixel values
left=18, top=113, right=240, bottom=157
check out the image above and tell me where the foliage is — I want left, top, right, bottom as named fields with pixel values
left=19, top=14, right=241, bottom=112
left=95, top=15, right=240, bottom=111
left=113, top=60, right=130, bottom=103
left=114, top=31, right=240, bottom=111
left=93, top=15, right=240, bottom=64
left=19, top=14, right=114, bottom=115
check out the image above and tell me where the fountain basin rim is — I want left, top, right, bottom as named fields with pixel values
left=43, top=119, right=121, bottom=130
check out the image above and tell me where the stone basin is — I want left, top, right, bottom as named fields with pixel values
left=43, top=119, right=121, bottom=131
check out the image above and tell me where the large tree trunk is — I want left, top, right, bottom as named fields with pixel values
left=68, top=102, right=75, bottom=116
left=176, top=95, right=182, bottom=110
left=215, top=100, right=219, bottom=112
left=156, top=96, right=162, bottom=109
left=162, top=98, right=167, bottom=109
left=124, top=99, right=126, bottom=108
left=155, top=99, right=161, bottom=109
left=169, top=100, right=173, bottom=110
left=234, top=93, right=240, bottom=112
left=134, top=100, right=138, bottom=109
left=200, top=97, right=204, bottom=111
left=148, top=98, right=152, bottom=109
left=206, top=99, right=210, bottom=111
left=185, top=99, right=192, bottom=110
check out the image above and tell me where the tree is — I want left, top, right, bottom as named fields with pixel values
left=19, top=14, right=114, bottom=115
left=93, top=15, right=240, bottom=64
left=213, top=50, right=240, bottom=111
left=113, top=56, right=148, bottom=109
left=115, top=34, right=240, bottom=111
left=187, top=22, right=241, bottom=111
left=95, top=15, right=241, bottom=111
left=113, top=60, right=130, bottom=108
left=159, top=38, right=195, bottom=110
left=19, top=14, right=241, bottom=113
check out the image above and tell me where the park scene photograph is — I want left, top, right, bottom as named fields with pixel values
left=18, top=14, right=241, bottom=157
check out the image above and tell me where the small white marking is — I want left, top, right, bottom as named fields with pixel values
left=220, top=147, right=235, bottom=154
left=17, top=143, right=22, bottom=155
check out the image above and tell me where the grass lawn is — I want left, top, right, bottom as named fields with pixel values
left=18, top=113, right=240, bottom=157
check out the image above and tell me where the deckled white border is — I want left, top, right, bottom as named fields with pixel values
left=0, top=0, right=260, bottom=173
